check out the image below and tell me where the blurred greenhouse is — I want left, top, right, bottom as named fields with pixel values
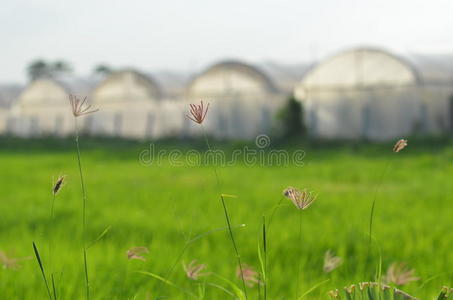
left=1, top=47, right=453, bottom=140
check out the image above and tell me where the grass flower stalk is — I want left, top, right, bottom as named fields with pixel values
left=365, top=139, right=408, bottom=278
left=201, top=126, right=248, bottom=299
left=262, top=216, right=267, bottom=300
left=153, top=223, right=245, bottom=298
left=48, top=175, right=64, bottom=300
left=296, top=208, right=302, bottom=299
left=74, top=115, right=90, bottom=300
left=69, top=95, right=98, bottom=300
left=283, top=186, right=317, bottom=300
left=186, top=101, right=248, bottom=299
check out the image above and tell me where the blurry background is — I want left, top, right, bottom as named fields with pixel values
left=0, top=1, right=452, bottom=299
left=1, top=0, right=453, bottom=140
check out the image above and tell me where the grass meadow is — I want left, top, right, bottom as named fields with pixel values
left=0, top=137, right=452, bottom=299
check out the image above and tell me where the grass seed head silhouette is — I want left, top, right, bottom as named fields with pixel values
left=69, top=94, right=99, bottom=117
left=182, top=260, right=209, bottom=280
left=323, top=250, right=342, bottom=273
left=344, top=284, right=356, bottom=294
left=393, top=139, right=408, bottom=153
left=384, top=262, right=420, bottom=286
left=328, top=289, right=340, bottom=299
left=126, top=247, right=149, bottom=261
left=186, top=100, right=210, bottom=124
left=52, top=175, right=65, bottom=195
left=283, top=186, right=317, bottom=210
left=0, top=251, right=31, bottom=270
left=236, top=264, right=261, bottom=287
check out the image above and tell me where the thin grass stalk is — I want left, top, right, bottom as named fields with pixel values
left=258, top=272, right=262, bottom=300
left=73, top=118, right=90, bottom=300
left=201, top=126, right=248, bottom=300
left=267, top=196, right=284, bottom=230
left=262, top=216, right=267, bottom=300
left=155, top=225, right=244, bottom=299
left=51, top=274, right=57, bottom=300
left=33, top=241, right=53, bottom=300
left=365, top=158, right=393, bottom=279
left=206, top=282, right=235, bottom=297
left=296, top=208, right=303, bottom=299
left=57, top=271, right=64, bottom=300
left=261, top=196, right=285, bottom=299
left=49, top=193, right=56, bottom=259
left=48, top=192, right=57, bottom=299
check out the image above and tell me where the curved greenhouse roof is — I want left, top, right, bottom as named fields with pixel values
left=299, top=48, right=421, bottom=90
left=16, top=78, right=68, bottom=107
left=188, top=60, right=277, bottom=97
left=92, top=69, right=161, bottom=104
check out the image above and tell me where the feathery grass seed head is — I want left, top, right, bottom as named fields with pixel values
left=69, top=94, right=99, bottom=117
left=344, top=284, right=356, bottom=294
left=328, top=289, right=340, bottom=299
left=323, top=250, right=342, bottom=273
left=236, top=264, right=261, bottom=287
left=182, top=260, right=209, bottom=280
left=283, top=186, right=317, bottom=210
left=126, top=246, right=149, bottom=261
left=384, top=262, right=420, bottom=286
left=0, top=251, right=31, bottom=270
left=393, top=139, right=408, bottom=153
left=186, top=101, right=209, bottom=124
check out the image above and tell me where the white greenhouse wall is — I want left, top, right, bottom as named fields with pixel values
left=295, top=48, right=453, bottom=140
left=1, top=52, right=451, bottom=141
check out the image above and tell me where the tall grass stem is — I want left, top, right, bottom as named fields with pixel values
left=296, top=209, right=302, bottom=299
left=262, top=216, right=267, bottom=300
left=201, top=126, right=248, bottom=300
left=365, top=158, right=393, bottom=279
left=74, top=118, right=90, bottom=300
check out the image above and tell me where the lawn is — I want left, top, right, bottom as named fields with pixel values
left=0, top=137, right=452, bottom=299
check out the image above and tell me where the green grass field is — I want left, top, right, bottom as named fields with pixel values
left=0, top=137, right=452, bottom=299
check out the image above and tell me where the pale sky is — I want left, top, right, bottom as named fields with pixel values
left=2, top=0, right=453, bottom=83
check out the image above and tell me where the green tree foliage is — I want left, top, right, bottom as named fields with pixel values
left=26, top=59, right=72, bottom=81
left=27, top=60, right=50, bottom=81
left=93, top=64, right=113, bottom=76
left=277, top=95, right=305, bottom=138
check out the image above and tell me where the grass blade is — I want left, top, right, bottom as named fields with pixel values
left=206, top=282, right=235, bottom=297
left=297, top=279, right=329, bottom=300
left=51, top=273, right=57, bottom=300
left=137, top=271, right=196, bottom=298
left=213, top=273, right=246, bottom=300
left=32, top=242, right=53, bottom=300
left=87, top=226, right=111, bottom=249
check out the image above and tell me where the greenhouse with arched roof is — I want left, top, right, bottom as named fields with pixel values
left=186, top=60, right=285, bottom=138
left=8, top=78, right=88, bottom=136
left=294, top=47, right=453, bottom=140
left=90, top=69, right=167, bottom=138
